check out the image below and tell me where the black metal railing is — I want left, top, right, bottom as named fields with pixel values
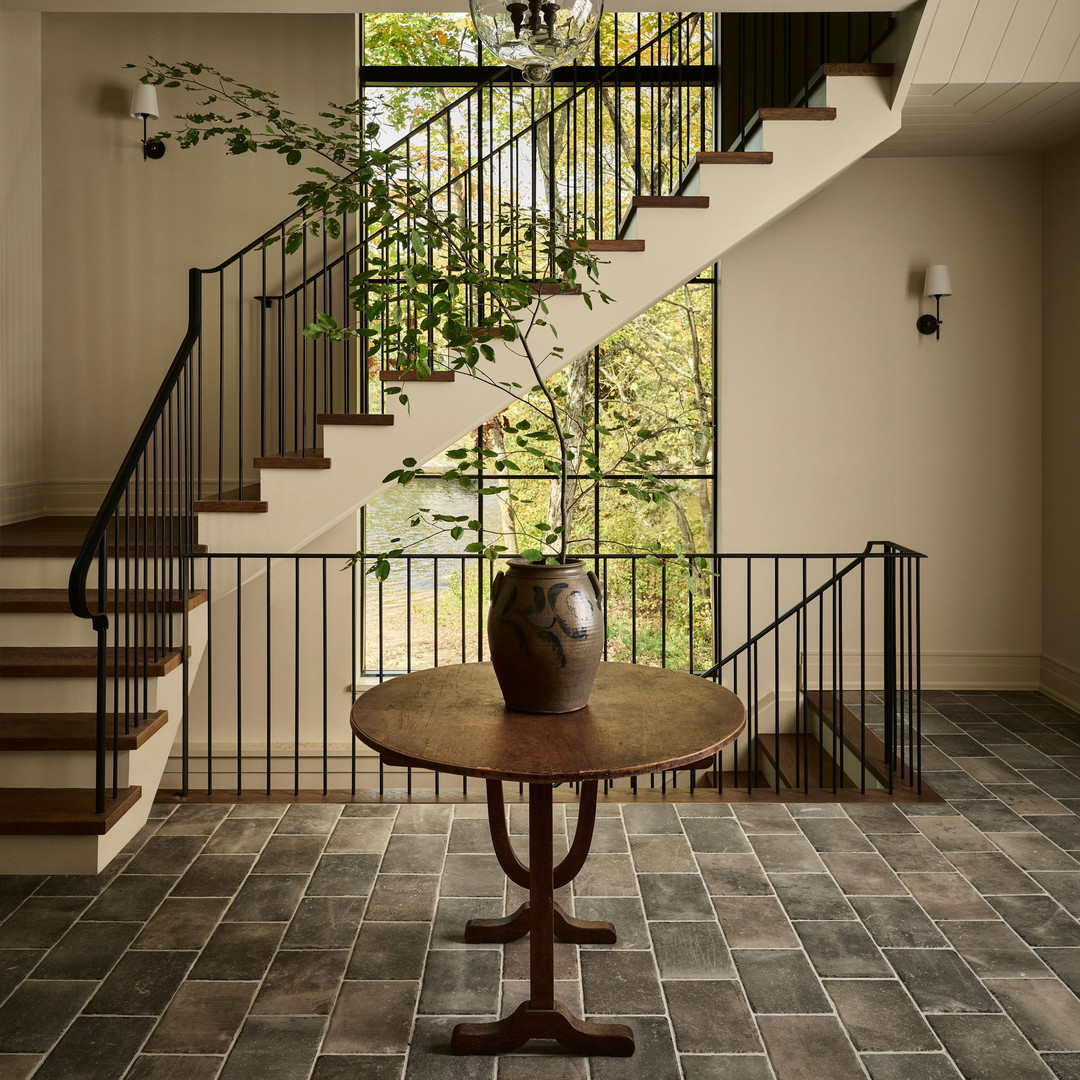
left=67, top=12, right=899, bottom=814
left=159, top=541, right=923, bottom=800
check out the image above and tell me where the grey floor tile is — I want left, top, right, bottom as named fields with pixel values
left=448, top=818, right=493, bottom=853
left=34, top=920, right=140, bottom=980
left=823, top=852, right=906, bottom=896
left=326, top=816, right=394, bottom=854
left=955, top=756, right=1027, bottom=785
left=572, top=853, right=638, bottom=897
left=923, top=772, right=995, bottom=800
left=1038, top=947, right=1080, bottom=993
left=731, top=805, right=798, bottom=833
left=0, top=897, right=89, bottom=949
left=713, top=895, right=798, bottom=948
left=0, top=980, right=96, bottom=1053
left=344, top=908, right=432, bottom=977
left=797, top=816, right=874, bottom=852
left=392, top=805, right=453, bottom=835
left=900, top=872, right=998, bottom=920
left=228, top=804, right=287, bottom=819
left=681, top=818, right=751, bottom=853
left=953, top=800, right=1039, bottom=833
left=1029, top=816, right=1080, bottom=851
left=0, top=951, right=45, bottom=1005
left=340, top=804, right=398, bottom=818
left=990, top=832, right=1078, bottom=872
left=307, top=853, right=380, bottom=897
left=440, top=853, right=505, bottom=897
left=581, top=950, right=664, bottom=1014
left=503, top=935, right=579, bottom=981
left=930, top=1014, right=1056, bottom=1080
left=202, top=818, right=277, bottom=854
left=914, top=816, right=996, bottom=852
left=428, top=896, right=501, bottom=950
left=498, top=1056, right=587, bottom=1079
left=871, top=832, right=954, bottom=872
left=403, top=1016, right=497, bottom=1080
left=311, top=1055, right=404, bottom=1080
left=170, top=854, right=256, bottom=898
left=251, top=835, right=326, bottom=875
left=733, top=949, right=830, bottom=1014
left=190, top=921, right=284, bottom=980
left=157, top=805, right=230, bottom=836
left=419, top=948, right=501, bottom=1016
left=590, top=816, right=630, bottom=853
left=573, top=896, right=651, bottom=950
left=989, top=786, right=1069, bottom=816
left=32, top=1016, right=155, bottom=1080
left=622, top=804, right=682, bottom=834
left=696, top=854, right=773, bottom=896
left=323, top=981, right=418, bottom=1054
left=275, top=804, right=342, bottom=835
left=639, top=874, right=714, bottom=920
left=844, top=804, right=919, bottom=834
left=675, top=803, right=735, bottom=817
left=851, top=896, right=947, bottom=948
left=985, top=978, right=1080, bottom=1051
left=34, top=861, right=127, bottom=898
left=381, top=835, right=448, bottom=874
left=947, top=850, right=1043, bottom=894
left=940, top=919, right=1053, bottom=979
left=587, top=1016, right=681, bottom=1080
left=860, top=1053, right=962, bottom=1080
left=794, top=919, right=891, bottom=977
left=678, top=1055, right=772, bottom=1080
left=825, top=978, right=939, bottom=1051
left=224, top=875, right=306, bottom=923
left=123, top=836, right=206, bottom=876
left=886, top=948, right=1001, bottom=1013
left=283, top=896, right=367, bottom=949
left=1045, top=1053, right=1080, bottom=1080
left=649, top=920, right=733, bottom=979
left=133, top=897, right=230, bottom=949
left=363, top=875, right=439, bottom=922
left=85, top=950, right=195, bottom=1015
left=120, top=1054, right=224, bottom=1080
left=218, top=1015, right=325, bottom=1080
left=771, top=873, right=856, bottom=921
left=758, top=1014, right=865, bottom=1080
left=664, top=981, right=760, bottom=1052
left=988, top=895, right=1080, bottom=947
left=628, top=834, right=697, bottom=872
left=144, top=981, right=258, bottom=1054
left=748, top=833, right=826, bottom=873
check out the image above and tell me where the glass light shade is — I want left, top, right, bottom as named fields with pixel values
left=130, top=82, right=160, bottom=120
left=923, top=264, right=952, bottom=298
left=469, top=0, right=603, bottom=85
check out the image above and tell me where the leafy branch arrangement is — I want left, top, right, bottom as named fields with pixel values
left=132, top=59, right=703, bottom=579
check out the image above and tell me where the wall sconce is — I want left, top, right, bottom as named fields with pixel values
left=130, top=83, right=166, bottom=160
left=916, top=264, right=951, bottom=339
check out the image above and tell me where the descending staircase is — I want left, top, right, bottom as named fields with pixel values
left=0, top=53, right=912, bottom=871
left=0, top=518, right=208, bottom=873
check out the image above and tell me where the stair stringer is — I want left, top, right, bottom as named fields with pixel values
left=196, top=73, right=900, bottom=560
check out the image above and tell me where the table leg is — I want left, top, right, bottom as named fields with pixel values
left=452, top=782, right=634, bottom=1057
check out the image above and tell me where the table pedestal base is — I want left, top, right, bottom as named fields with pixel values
left=464, top=901, right=616, bottom=946
left=452, top=1000, right=634, bottom=1056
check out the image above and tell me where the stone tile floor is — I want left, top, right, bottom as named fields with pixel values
left=0, top=688, right=1079, bottom=1080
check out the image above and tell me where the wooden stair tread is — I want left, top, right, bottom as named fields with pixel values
left=0, top=711, right=169, bottom=751
left=0, top=588, right=207, bottom=614
left=578, top=239, right=645, bottom=251
left=379, top=370, right=456, bottom=382
left=0, top=516, right=206, bottom=557
left=0, top=786, right=142, bottom=835
left=632, top=195, right=710, bottom=208
left=822, top=62, right=893, bottom=77
left=532, top=282, right=583, bottom=295
left=695, top=151, right=773, bottom=165
left=757, top=107, right=836, bottom=121
left=758, top=732, right=855, bottom=790
left=804, top=690, right=939, bottom=798
left=318, top=413, right=394, bottom=426
left=253, top=452, right=331, bottom=469
left=0, top=646, right=186, bottom=678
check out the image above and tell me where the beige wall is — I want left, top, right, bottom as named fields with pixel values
left=1041, top=135, right=1080, bottom=701
left=1, top=13, right=45, bottom=523
left=39, top=13, right=355, bottom=510
left=720, top=155, right=1043, bottom=683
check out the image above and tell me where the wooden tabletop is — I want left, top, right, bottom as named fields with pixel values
left=350, top=662, right=746, bottom=785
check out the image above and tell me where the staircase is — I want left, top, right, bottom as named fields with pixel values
left=1, top=21, right=916, bottom=871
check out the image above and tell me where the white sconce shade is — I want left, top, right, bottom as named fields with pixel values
left=130, top=82, right=160, bottom=120
left=923, top=264, right=952, bottom=298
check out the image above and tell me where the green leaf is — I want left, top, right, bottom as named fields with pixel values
left=518, top=548, right=543, bottom=563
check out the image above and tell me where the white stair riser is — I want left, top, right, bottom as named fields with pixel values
left=1, top=557, right=203, bottom=591
left=0, top=610, right=187, bottom=647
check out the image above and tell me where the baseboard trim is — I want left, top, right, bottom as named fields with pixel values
left=804, top=651, right=1041, bottom=690
left=0, top=480, right=45, bottom=525
left=1040, top=655, right=1080, bottom=713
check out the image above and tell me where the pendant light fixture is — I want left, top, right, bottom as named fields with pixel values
left=469, top=0, right=603, bottom=85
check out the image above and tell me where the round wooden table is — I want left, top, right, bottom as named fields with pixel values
left=350, top=661, right=745, bottom=1057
